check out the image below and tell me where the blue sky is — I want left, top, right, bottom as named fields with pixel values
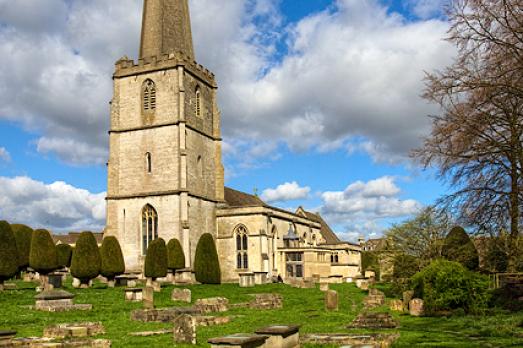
left=0, top=0, right=452, bottom=240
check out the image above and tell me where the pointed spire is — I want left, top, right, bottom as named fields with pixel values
left=139, top=0, right=195, bottom=60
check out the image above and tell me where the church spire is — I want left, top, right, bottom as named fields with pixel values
left=139, top=0, right=195, bottom=60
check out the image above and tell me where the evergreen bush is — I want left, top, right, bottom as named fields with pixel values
left=70, top=231, right=101, bottom=285
left=29, top=229, right=58, bottom=275
left=56, top=244, right=73, bottom=268
left=144, top=238, right=167, bottom=280
left=441, top=226, right=479, bottom=270
left=167, top=238, right=185, bottom=271
left=194, top=233, right=221, bottom=284
left=11, top=224, right=33, bottom=270
left=100, top=236, right=125, bottom=284
left=411, top=259, right=490, bottom=315
left=0, top=221, right=19, bottom=290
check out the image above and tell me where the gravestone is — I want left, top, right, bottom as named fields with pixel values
left=325, top=290, right=338, bottom=311
left=152, top=281, right=161, bottom=292
left=389, top=299, right=404, bottom=312
left=194, top=297, right=229, bottom=313
left=409, top=298, right=424, bottom=316
left=403, top=290, right=414, bottom=309
left=173, top=314, right=197, bottom=345
left=143, top=286, right=154, bottom=309
left=349, top=312, right=399, bottom=329
left=319, top=282, right=329, bottom=292
left=172, top=288, right=192, bottom=303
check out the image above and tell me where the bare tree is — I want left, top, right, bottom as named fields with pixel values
left=414, top=0, right=523, bottom=271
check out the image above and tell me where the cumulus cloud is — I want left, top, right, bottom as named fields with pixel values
left=0, top=147, right=10, bottom=162
left=320, top=176, right=422, bottom=238
left=261, top=181, right=311, bottom=202
left=405, top=0, right=448, bottom=19
left=0, top=0, right=454, bottom=166
left=0, top=176, right=106, bottom=232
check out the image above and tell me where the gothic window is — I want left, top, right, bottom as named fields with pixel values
left=142, top=204, right=158, bottom=255
left=146, top=152, right=152, bottom=173
left=195, top=87, right=202, bottom=117
left=235, top=225, right=248, bottom=269
left=143, top=79, right=156, bottom=112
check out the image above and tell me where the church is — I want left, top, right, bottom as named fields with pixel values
left=104, top=0, right=362, bottom=283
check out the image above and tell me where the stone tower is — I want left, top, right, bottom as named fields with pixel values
left=105, top=0, right=225, bottom=272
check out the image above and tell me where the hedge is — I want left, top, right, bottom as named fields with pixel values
left=100, top=236, right=125, bottom=281
left=194, top=233, right=221, bottom=284
left=29, top=229, right=58, bottom=275
left=0, top=221, right=19, bottom=287
left=144, top=238, right=167, bottom=280
left=441, top=226, right=479, bottom=271
left=70, top=232, right=101, bottom=284
left=11, top=224, right=33, bottom=269
left=56, top=244, right=73, bottom=268
left=167, top=238, right=185, bottom=271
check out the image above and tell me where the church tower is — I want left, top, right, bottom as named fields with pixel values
left=105, top=0, right=225, bottom=272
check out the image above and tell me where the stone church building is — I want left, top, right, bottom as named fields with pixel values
left=105, top=0, right=361, bottom=283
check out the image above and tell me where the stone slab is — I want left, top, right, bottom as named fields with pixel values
left=35, top=290, right=74, bottom=301
left=208, top=333, right=268, bottom=347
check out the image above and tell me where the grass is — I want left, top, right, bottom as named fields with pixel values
left=1, top=279, right=523, bottom=347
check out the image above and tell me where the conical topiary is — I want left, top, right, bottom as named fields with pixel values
left=144, top=238, right=167, bottom=280
left=11, top=224, right=33, bottom=270
left=56, top=244, right=73, bottom=269
left=442, top=226, right=479, bottom=271
left=29, top=229, right=58, bottom=276
left=0, top=221, right=19, bottom=290
left=100, top=236, right=125, bottom=286
left=167, top=238, right=185, bottom=272
left=70, top=231, right=101, bottom=286
left=194, top=233, right=221, bottom=284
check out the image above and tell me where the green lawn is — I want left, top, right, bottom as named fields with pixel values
left=1, top=280, right=523, bottom=347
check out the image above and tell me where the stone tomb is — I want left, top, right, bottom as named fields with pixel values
left=173, top=314, right=197, bottom=345
left=363, top=288, right=385, bottom=308
left=248, top=293, right=283, bottom=310
left=349, top=312, right=399, bottom=329
left=131, top=307, right=200, bottom=323
left=124, top=288, right=143, bottom=302
left=301, top=333, right=400, bottom=347
left=115, top=275, right=138, bottom=287
left=355, top=278, right=370, bottom=290
left=239, top=272, right=255, bottom=288
left=255, top=325, right=300, bottom=348
left=175, top=268, right=196, bottom=284
left=43, top=322, right=105, bottom=339
left=390, top=299, right=404, bottom=312
left=194, top=297, right=229, bottom=313
left=208, top=333, right=268, bottom=348
left=254, top=272, right=268, bottom=285
left=34, top=290, right=91, bottom=312
left=0, top=337, right=111, bottom=347
left=171, top=288, right=192, bottom=303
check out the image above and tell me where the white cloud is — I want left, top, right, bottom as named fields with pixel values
left=406, top=0, right=448, bottom=19
left=0, top=0, right=454, bottom=166
left=0, top=176, right=106, bottom=232
left=261, top=181, right=311, bottom=202
left=0, top=147, right=10, bottom=162
left=320, top=176, right=422, bottom=237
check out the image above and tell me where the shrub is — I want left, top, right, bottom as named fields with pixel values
left=392, top=254, right=419, bottom=279
left=167, top=238, right=185, bottom=271
left=144, top=238, right=167, bottom=280
left=0, top=221, right=19, bottom=289
left=56, top=244, right=73, bottom=268
left=29, top=229, right=58, bottom=275
left=361, top=251, right=380, bottom=279
left=70, top=232, right=101, bottom=285
left=100, top=236, right=125, bottom=283
left=11, top=224, right=33, bottom=270
left=441, top=226, right=479, bottom=271
left=194, top=233, right=221, bottom=284
left=411, top=259, right=490, bottom=315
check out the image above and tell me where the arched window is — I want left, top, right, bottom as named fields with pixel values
left=142, top=205, right=158, bottom=255
left=195, top=87, right=202, bottom=117
left=197, top=155, right=203, bottom=177
left=235, top=225, right=248, bottom=269
left=146, top=152, right=152, bottom=173
left=143, top=79, right=156, bottom=112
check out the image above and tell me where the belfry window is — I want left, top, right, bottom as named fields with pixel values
left=235, top=225, right=248, bottom=269
left=146, top=152, right=152, bottom=173
left=195, top=87, right=202, bottom=117
left=143, top=79, right=156, bottom=112
left=142, top=205, right=158, bottom=255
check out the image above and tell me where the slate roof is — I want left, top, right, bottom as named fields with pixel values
left=302, top=211, right=342, bottom=245
left=53, top=232, right=104, bottom=245
left=224, top=187, right=266, bottom=207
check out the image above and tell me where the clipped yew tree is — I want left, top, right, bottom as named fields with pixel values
left=11, top=224, right=33, bottom=271
left=70, top=232, right=101, bottom=287
left=167, top=238, right=185, bottom=272
left=29, top=229, right=58, bottom=276
left=144, top=238, right=168, bottom=282
left=194, top=233, right=221, bottom=284
left=442, top=226, right=479, bottom=271
left=0, top=221, right=19, bottom=291
left=56, top=244, right=73, bottom=269
left=100, top=236, right=125, bottom=287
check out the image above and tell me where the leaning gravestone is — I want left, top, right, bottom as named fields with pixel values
left=173, top=314, right=197, bottom=345
left=325, top=290, right=338, bottom=311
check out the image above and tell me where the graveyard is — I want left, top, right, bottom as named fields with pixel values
left=1, top=278, right=523, bottom=347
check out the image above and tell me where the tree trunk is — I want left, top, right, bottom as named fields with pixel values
left=507, top=138, right=521, bottom=273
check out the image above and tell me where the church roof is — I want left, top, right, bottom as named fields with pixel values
left=224, top=187, right=266, bottom=207
left=297, top=208, right=341, bottom=245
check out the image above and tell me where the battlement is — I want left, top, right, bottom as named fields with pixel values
left=114, top=51, right=216, bottom=87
